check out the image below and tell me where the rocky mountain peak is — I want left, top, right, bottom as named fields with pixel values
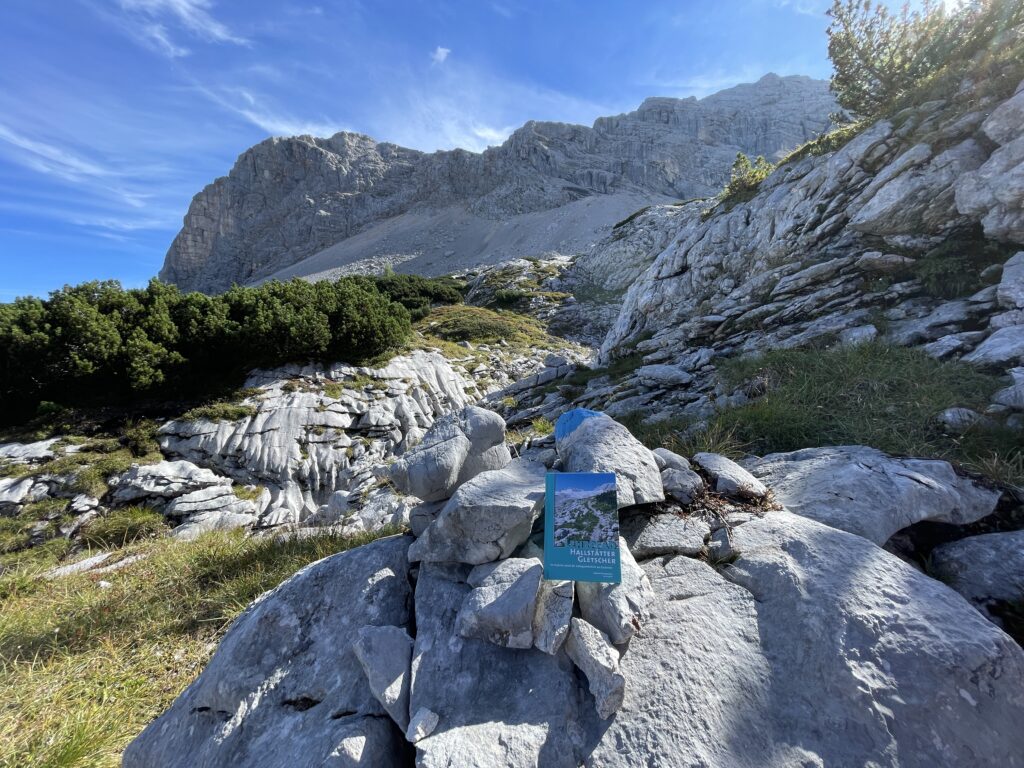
left=160, top=75, right=835, bottom=293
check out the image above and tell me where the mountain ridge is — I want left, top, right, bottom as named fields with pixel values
left=159, top=74, right=836, bottom=292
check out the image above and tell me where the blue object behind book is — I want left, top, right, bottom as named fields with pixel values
left=553, top=407, right=604, bottom=442
left=544, top=471, right=621, bottom=584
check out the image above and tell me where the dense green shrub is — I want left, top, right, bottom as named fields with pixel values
left=827, top=0, right=1024, bottom=119
left=0, top=277, right=424, bottom=424
left=705, top=153, right=775, bottom=218
left=354, top=273, right=464, bottom=321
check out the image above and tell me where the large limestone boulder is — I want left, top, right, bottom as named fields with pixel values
left=122, top=535, right=414, bottom=768
left=743, top=446, right=1000, bottom=545
left=556, top=412, right=664, bottom=507
left=930, top=530, right=1024, bottom=627
left=388, top=406, right=510, bottom=502
left=407, top=459, right=546, bottom=565
left=580, top=511, right=1024, bottom=767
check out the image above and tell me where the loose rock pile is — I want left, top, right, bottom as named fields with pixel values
left=123, top=409, right=1024, bottom=767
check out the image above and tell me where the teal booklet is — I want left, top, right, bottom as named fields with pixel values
left=544, top=472, right=621, bottom=584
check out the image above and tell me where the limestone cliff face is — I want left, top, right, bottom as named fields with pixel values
left=160, top=74, right=835, bottom=292
left=587, top=72, right=1024, bottom=423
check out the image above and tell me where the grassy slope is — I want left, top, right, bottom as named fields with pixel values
left=0, top=527, right=400, bottom=768
left=625, top=343, right=1022, bottom=486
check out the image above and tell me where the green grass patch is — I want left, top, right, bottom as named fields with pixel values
left=618, top=413, right=747, bottom=460
left=179, top=401, right=257, bottom=424
left=6, top=445, right=163, bottom=499
left=712, top=342, right=1020, bottom=483
left=78, top=507, right=168, bottom=550
left=531, top=417, right=554, bottom=436
left=231, top=485, right=264, bottom=503
left=778, top=121, right=864, bottom=166
left=0, top=525, right=403, bottom=767
left=416, top=305, right=550, bottom=348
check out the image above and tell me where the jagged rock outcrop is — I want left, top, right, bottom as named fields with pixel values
left=161, top=75, right=835, bottom=292
left=124, top=411, right=1024, bottom=767
left=158, top=351, right=480, bottom=528
left=588, top=73, right=1024, bottom=427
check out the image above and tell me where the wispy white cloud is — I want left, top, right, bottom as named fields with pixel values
left=368, top=60, right=614, bottom=153
left=773, top=0, right=829, bottom=16
left=193, top=84, right=350, bottom=137
left=0, top=123, right=114, bottom=182
left=430, top=46, right=451, bottom=64
left=119, top=0, right=247, bottom=44
left=139, top=22, right=190, bottom=57
left=643, top=64, right=774, bottom=98
left=95, top=0, right=247, bottom=58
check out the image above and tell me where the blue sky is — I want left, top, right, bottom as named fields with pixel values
left=0, top=0, right=842, bottom=299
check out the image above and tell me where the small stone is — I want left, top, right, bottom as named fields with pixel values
left=936, top=407, right=989, bottom=435
left=352, top=625, right=414, bottom=731
left=652, top=447, right=690, bottom=472
left=661, top=467, right=705, bottom=504
left=706, top=527, right=740, bottom=562
left=565, top=618, right=625, bottom=720
left=406, top=707, right=439, bottom=743
left=532, top=578, right=574, bottom=655
left=992, top=383, right=1024, bottom=410
left=692, top=452, right=768, bottom=499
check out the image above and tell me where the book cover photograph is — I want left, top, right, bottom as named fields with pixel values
left=543, top=471, right=621, bottom=584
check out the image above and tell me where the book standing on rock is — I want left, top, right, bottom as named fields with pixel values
left=544, top=471, right=621, bottom=583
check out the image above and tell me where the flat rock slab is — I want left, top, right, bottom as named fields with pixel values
left=122, top=535, right=414, bottom=768
left=580, top=511, right=1024, bottom=767
left=111, top=460, right=230, bottom=504
left=963, top=326, right=1024, bottom=367
left=621, top=511, right=709, bottom=558
left=408, top=459, right=546, bottom=565
left=744, top=446, right=1000, bottom=545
